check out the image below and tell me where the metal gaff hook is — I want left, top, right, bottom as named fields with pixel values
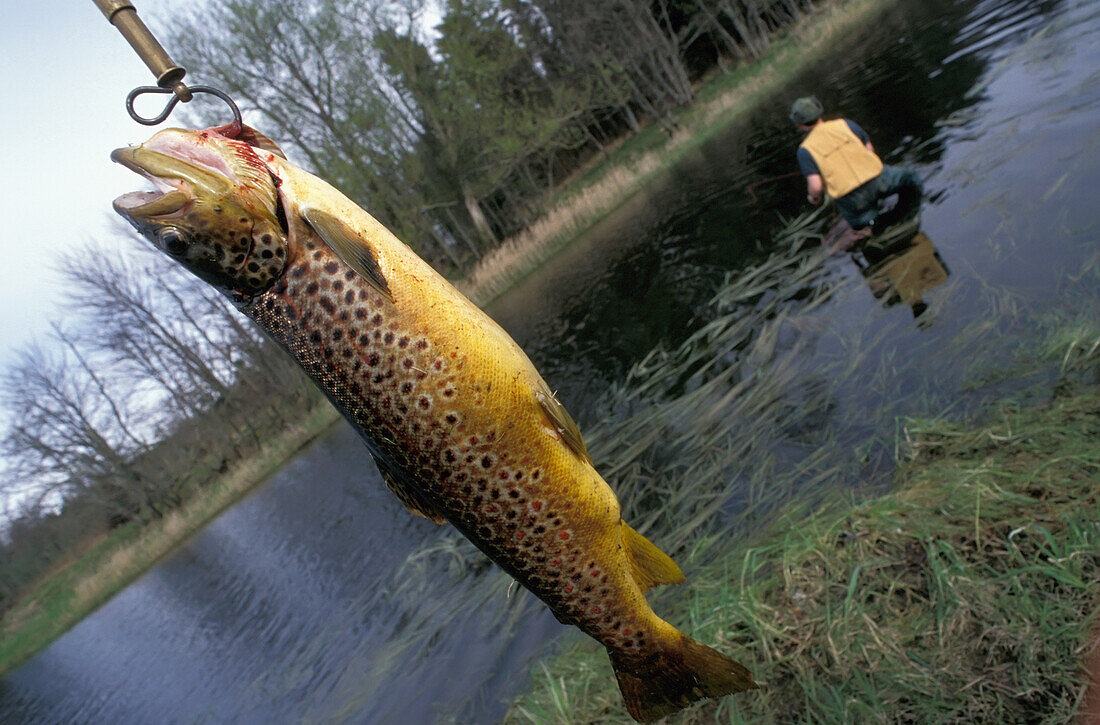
left=94, top=1, right=242, bottom=127
left=126, top=85, right=243, bottom=126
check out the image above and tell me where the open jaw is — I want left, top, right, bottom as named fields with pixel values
left=112, top=188, right=191, bottom=218
left=110, top=144, right=233, bottom=219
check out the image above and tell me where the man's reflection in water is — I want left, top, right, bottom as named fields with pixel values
left=826, top=218, right=950, bottom=325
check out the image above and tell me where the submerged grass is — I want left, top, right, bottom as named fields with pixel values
left=496, top=205, right=1100, bottom=721
left=507, top=382, right=1100, bottom=724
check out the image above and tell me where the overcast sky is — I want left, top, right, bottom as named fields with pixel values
left=0, top=0, right=174, bottom=368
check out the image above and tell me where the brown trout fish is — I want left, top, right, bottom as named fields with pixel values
left=111, top=123, right=756, bottom=721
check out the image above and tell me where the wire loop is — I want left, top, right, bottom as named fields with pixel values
left=125, top=85, right=242, bottom=126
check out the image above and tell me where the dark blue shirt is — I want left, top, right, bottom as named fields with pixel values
left=796, top=120, right=870, bottom=177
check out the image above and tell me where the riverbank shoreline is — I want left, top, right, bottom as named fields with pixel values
left=506, top=382, right=1100, bottom=723
left=0, top=0, right=899, bottom=678
left=0, top=404, right=341, bottom=676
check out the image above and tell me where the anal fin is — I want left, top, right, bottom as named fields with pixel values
left=621, top=522, right=685, bottom=590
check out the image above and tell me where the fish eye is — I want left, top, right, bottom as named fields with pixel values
left=157, top=227, right=188, bottom=256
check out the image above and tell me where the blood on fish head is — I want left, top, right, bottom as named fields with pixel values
left=111, top=126, right=287, bottom=302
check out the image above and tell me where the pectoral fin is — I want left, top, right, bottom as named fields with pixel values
left=372, top=454, right=446, bottom=524
left=621, top=521, right=685, bottom=590
left=535, top=381, right=592, bottom=465
left=302, top=207, right=393, bottom=301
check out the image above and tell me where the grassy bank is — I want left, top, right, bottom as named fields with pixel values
left=0, top=403, right=341, bottom=677
left=458, top=0, right=899, bottom=306
left=507, top=385, right=1100, bottom=723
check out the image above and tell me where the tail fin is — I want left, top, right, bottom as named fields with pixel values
left=609, top=633, right=757, bottom=722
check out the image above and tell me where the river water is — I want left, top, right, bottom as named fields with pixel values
left=3, top=0, right=1097, bottom=721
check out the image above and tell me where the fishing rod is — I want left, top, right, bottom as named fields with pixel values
left=92, top=0, right=240, bottom=126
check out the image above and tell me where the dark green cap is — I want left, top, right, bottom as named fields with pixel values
left=789, top=96, right=823, bottom=125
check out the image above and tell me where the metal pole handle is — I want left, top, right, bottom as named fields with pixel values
left=92, top=0, right=192, bottom=102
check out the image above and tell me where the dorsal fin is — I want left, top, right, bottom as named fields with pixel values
left=535, top=381, right=592, bottom=465
left=620, top=521, right=685, bottom=590
left=302, top=207, right=393, bottom=301
left=372, top=454, right=446, bottom=524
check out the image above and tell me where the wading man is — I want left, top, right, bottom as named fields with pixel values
left=790, top=96, right=922, bottom=236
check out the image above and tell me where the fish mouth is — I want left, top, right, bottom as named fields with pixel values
left=110, top=146, right=230, bottom=218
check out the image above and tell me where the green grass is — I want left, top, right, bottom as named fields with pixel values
left=506, top=386, right=1100, bottom=724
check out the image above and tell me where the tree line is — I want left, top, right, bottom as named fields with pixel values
left=1, top=0, right=822, bottom=615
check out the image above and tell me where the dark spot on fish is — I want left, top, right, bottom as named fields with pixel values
left=291, top=266, right=307, bottom=278
left=400, top=382, right=413, bottom=394
left=346, top=291, right=356, bottom=304
left=261, top=249, right=273, bottom=259
left=313, top=251, right=324, bottom=260
left=383, top=332, right=394, bottom=345
left=508, top=490, right=519, bottom=499
left=309, top=331, right=321, bottom=343
left=346, top=270, right=357, bottom=280
left=323, top=262, right=340, bottom=275
left=371, top=313, right=383, bottom=325
left=445, top=414, right=458, bottom=425
left=319, top=297, right=336, bottom=314
left=481, top=456, right=493, bottom=469
left=333, top=281, right=343, bottom=292
left=403, top=358, right=414, bottom=369
left=332, top=329, right=343, bottom=341
left=398, top=337, right=409, bottom=349
left=306, top=282, right=319, bottom=295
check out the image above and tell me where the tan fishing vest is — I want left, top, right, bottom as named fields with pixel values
left=800, top=119, right=884, bottom=198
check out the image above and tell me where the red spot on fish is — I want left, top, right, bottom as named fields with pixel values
left=559, top=531, right=571, bottom=540
left=516, top=531, right=525, bottom=540
left=485, top=504, right=498, bottom=514
left=549, top=558, right=562, bottom=567
left=590, top=570, right=601, bottom=578
left=531, top=501, right=543, bottom=512
left=590, top=606, right=601, bottom=615
left=622, top=628, right=632, bottom=636
left=564, top=585, right=574, bottom=594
